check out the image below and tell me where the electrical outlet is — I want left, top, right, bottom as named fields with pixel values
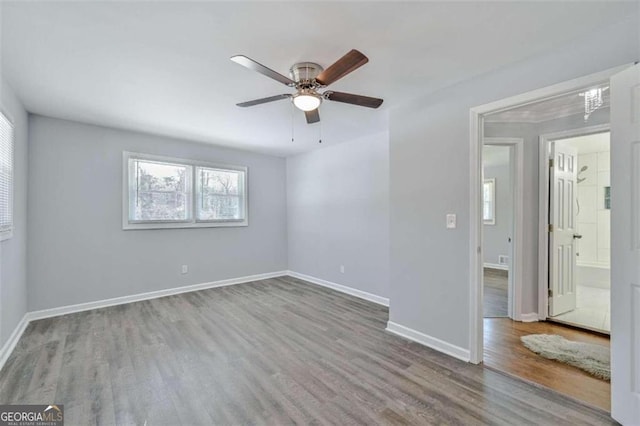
left=181, top=265, right=188, bottom=274
left=446, top=214, right=456, bottom=229
left=340, top=265, right=345, bottom=274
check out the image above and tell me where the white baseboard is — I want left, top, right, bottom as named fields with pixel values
left=0, top=314, right=29, bottom=372
left=483, top=263, right=509, bottom=271
left=385, top=321, right=470, bottom=362
left=27, top=271, right=288, bottom=322
left=286, top=271, right=389, bottom=307
left=520, top=312, right=539, bottom=322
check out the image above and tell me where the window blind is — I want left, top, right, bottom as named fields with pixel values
left=0, top=111, right=13, bottom=237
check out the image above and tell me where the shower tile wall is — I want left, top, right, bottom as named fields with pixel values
left=576, top=150, right=610, bottom=268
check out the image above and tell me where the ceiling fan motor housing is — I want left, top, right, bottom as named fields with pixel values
left=289, top=62, right=324, bottom=87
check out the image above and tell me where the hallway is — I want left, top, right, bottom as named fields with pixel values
left=484, top=318, right=610, bottom=412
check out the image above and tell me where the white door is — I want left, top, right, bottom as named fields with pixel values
left=610, top=63, right=640, bottom=425
left=549, top=141, right=578, bottom=316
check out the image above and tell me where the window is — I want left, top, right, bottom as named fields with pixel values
left=483, top=178, right=495, bottom=225
left=0, top=111, right=14, bottom=241
left=129, top=159, right=192, bottom=222
left=124, top=152, right=247, bottom=229
left=196, top=167, right=245, bottom=221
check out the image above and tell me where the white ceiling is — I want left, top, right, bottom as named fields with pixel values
left=485, top=83, right=611, bottom=123
left=0, top=1, right=634, bottom=157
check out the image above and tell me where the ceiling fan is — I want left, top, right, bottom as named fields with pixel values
left=231, top=49, right=383, bottom=124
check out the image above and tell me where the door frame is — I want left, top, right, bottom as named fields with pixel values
left=468, top=63, right=631, bottom=364
left=483, top=138, right=524, bottom=321
left=537, top=124, right=611, bottom=321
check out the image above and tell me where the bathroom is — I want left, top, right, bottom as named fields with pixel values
left=551, top=131, right=610, bottom=333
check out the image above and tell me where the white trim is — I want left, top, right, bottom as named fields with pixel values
left=483, top=262, right=509, bottom=271
left=537, top=124, right=610, bottom=321
left=0, top=314, right=29, bottom=372
left=538, top=135, right=550, bottom=320
left=520, top=313, right=540, bottom=323
left=468, top=64, right=631, bottom=364
left=122, top=151, right=249, bottom=230
left=286, top=271, right=389, bottom=306
left=483, top=178, right=496, bottom=225
left=469, top=108, right=483, bottom=364
left=385, top=321, right=470, bottom=362
left=27, top=271, right=287, bottom=322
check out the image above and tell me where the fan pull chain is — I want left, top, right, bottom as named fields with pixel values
left=318, top=119, right=322, bottom=144
left=291, top=102, right=295, bottom=143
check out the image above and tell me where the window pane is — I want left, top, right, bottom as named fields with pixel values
left=197, top=167, right=245, bottom=221
left=131, top=160, right=191, bottom=221
left=483, top=180, right=494, bottom=222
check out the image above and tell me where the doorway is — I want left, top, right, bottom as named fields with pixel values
left=541, top=128, right=611, bottom=334
left=470, top=72, right=620, bottom=412
left=482, top=140, right=522, bottom=320
left=470, top=63, right=639, bottom=424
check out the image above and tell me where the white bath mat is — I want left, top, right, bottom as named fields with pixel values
left=521, top=334, right=610, bottom=380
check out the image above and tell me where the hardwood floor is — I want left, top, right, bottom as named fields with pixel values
left=0, top=277, right=614, bottom=425
left=483, top=268, right=508, bottom=317
left=484, top=318, right=611, bottom=412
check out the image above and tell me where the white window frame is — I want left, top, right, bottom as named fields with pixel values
left=195, top=165, right=247, bottom=223
left=0, top=110, right=14, bottom=242
left=483, top=178, right=495, bottom=225
left=123, top=152, right=248, bottom=230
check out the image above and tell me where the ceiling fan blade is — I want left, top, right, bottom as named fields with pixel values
left=315, top=49, right=369, bottom=86
left=325, top=91, right=383, bottom=109
left=236, top=94, right=292, bottom=107
left=231, top=55, right=295, bottom=87
left=305, top=109, right=320, bottom=124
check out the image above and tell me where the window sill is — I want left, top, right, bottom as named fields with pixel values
left=122, top=220, right=248, bottom=230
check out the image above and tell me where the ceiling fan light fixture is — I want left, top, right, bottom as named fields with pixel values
left=293, top=91, right=322, bottom=111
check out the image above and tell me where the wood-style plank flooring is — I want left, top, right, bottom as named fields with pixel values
left=0, top=277, right=614, bottom=425
left=483, top=268, right=508, bottom=318
left=484, top=318, right=611, bottom=412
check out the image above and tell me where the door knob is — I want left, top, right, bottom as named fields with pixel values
left=573, top=234, right=583, bottom=239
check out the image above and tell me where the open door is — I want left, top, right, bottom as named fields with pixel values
left=549, top=141, right=578, bottom=316
left=610, top=63, right=640, bottom=425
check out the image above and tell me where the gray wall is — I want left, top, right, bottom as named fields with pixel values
left=0, top=77, right=28, bottom=347
left=389, top=16, right=638, bottom=349
left=287, top=132, right=389, bottom=298
left=483, top=160, right=511, bottom=267
left=27, top=116, right=287, bottom=311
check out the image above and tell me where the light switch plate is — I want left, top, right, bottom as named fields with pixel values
left=446, top=214, right=456, bottom=229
